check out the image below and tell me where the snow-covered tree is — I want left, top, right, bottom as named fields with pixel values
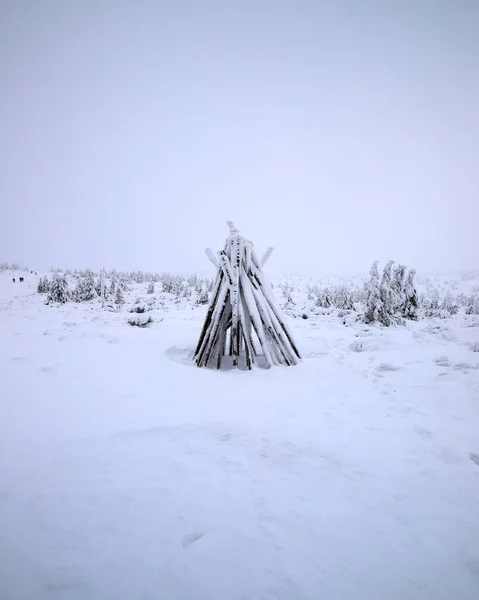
left=115, top=286, right=125, bottom=306
left=402, top=269, right=418, bottom=320
left=378, top=260, right=395, bottom=325
left=73, top=273, right=97, bottom=302
left=109, top=277, right=116, bottom=295
left=95, top=269, right=108, bottom=304
left=332, top=284, right=354, bottom=310
left=109, top=269, right=118, bottom=295
left=364, top=261, right=384, bottom=324
left=47, top=274, right=70, bottom=304
left=118, top=276, right=129, bottom=292
left=424, top=287, right=440, bottom=317
left=161, top=273, right=184, bottom=295
left=441, top=291, right=459, bottom=317
left=147, top=281, right=155, bottom=294
left=391, top=264, right=406, bottom=314
left=198, top=290, right=209, bottom=305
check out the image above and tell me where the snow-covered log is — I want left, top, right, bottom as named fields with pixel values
left=205, top=248, right=219, bottom=269
left=260, top=247, right=274, bottom=267
left=194, top=223, right=301, bottom=370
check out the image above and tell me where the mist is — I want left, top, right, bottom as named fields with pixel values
left=1, top=0, right=478, bottom=277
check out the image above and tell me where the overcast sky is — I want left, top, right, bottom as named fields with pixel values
left=1, top=0, right=478, bottom=276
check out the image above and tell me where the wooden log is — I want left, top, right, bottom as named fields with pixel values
left=250, top=281, right=297, bottom=366
left=237, top=286, right=255, bottom=369
left=260, top=247, right=274, bottom=267
left=218, top=251, right=234, bottom=286
left=250, top=256, right=301, bottom=361
left=244, top=241, right=253, bottom=273
left=230, top=235, right=242, bottom=366
left=247, top=282, right=285, bottom=366
left=196, top=281, right=229, bottom=366
left=205, top=248, right=219, bottom=269
left=218, top=251, right=236, bottom=358
left=200, top=305, right=226, bottom=367
left=239, top=270, right=274, bottom=367
left=194, top=270, right=223, bottom=358
left=198, top=293, right=227, bottom=365
left=216, top=301, right=231, bottom=369
left=246, top=266, right=294, bottom=364
left=205, top=296, right=231, bottom=368
left=227, top=221, right=239, bottom=236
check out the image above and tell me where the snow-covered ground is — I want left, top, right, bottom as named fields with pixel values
left=1, top=271, right=479, bottom=600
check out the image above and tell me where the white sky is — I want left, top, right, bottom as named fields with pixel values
left=1, top=0, right=478, bottom=276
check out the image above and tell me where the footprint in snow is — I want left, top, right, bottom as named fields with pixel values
left=375, top=363, right=401, bottom=372
left=465, top=559, right=479, bottom=578
left=414, top=426, right=434, bottom=439
left=41, top=366, right=58, bottom=374
left=12, top=356, right=29, bottom=363
left=469, top=453, right=479, bottom=467
left=180, top=532, right=205, bottom=548
left=453, top=362, right=478, bottom=372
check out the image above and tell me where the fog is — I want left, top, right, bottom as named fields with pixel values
left=1, top=0, right=478, bottom=276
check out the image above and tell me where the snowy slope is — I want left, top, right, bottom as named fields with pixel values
left=1, top=273, right=479, bottom=600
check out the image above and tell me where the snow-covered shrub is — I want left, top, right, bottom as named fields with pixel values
left=130, top=305, right=147, bottom=314
left=187, top=274, right=201, bottom=290
left=197, top=288, right=209, bottom=305
left=279, top=281, right=295, bottom=304
left=315, top=286, right=331, bottom=308
left=109, top=270, right=117, bottom=294
left=423, top=289, right=460, bottom=319
left=147, top=282, right=155, bottom=294
left=132, top=271, right=145, bottom=284
left=118, top=277, right=129, bottom=292
left=181, top=285, right=192, bottom=298
left=422, top=287, right=440, bottom=317
left=282, top=296, right=297, bottom=317
left=466, top=295, right=479, bottom=315
left=37, top=276, right=50, bottom=294
left=95, top=271, right=108, bottom=301
left=440, top=292, right=459, bottom=317
left=6, top=262, right=27, bottom=270
left=115, top=286, right=125, bottom=306
left=161, top=273, right=184, bottom=295
left=47, top=274, right=70, bottom=304
left=331, top=284, right=355, bottom=310
left=127, top=314, right=153, bottom=327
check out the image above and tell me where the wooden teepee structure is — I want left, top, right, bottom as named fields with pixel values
left=194, top=222, right=301, bottom=370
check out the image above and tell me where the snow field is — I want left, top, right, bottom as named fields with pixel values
left=1, top=272, right=479, bottom=600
